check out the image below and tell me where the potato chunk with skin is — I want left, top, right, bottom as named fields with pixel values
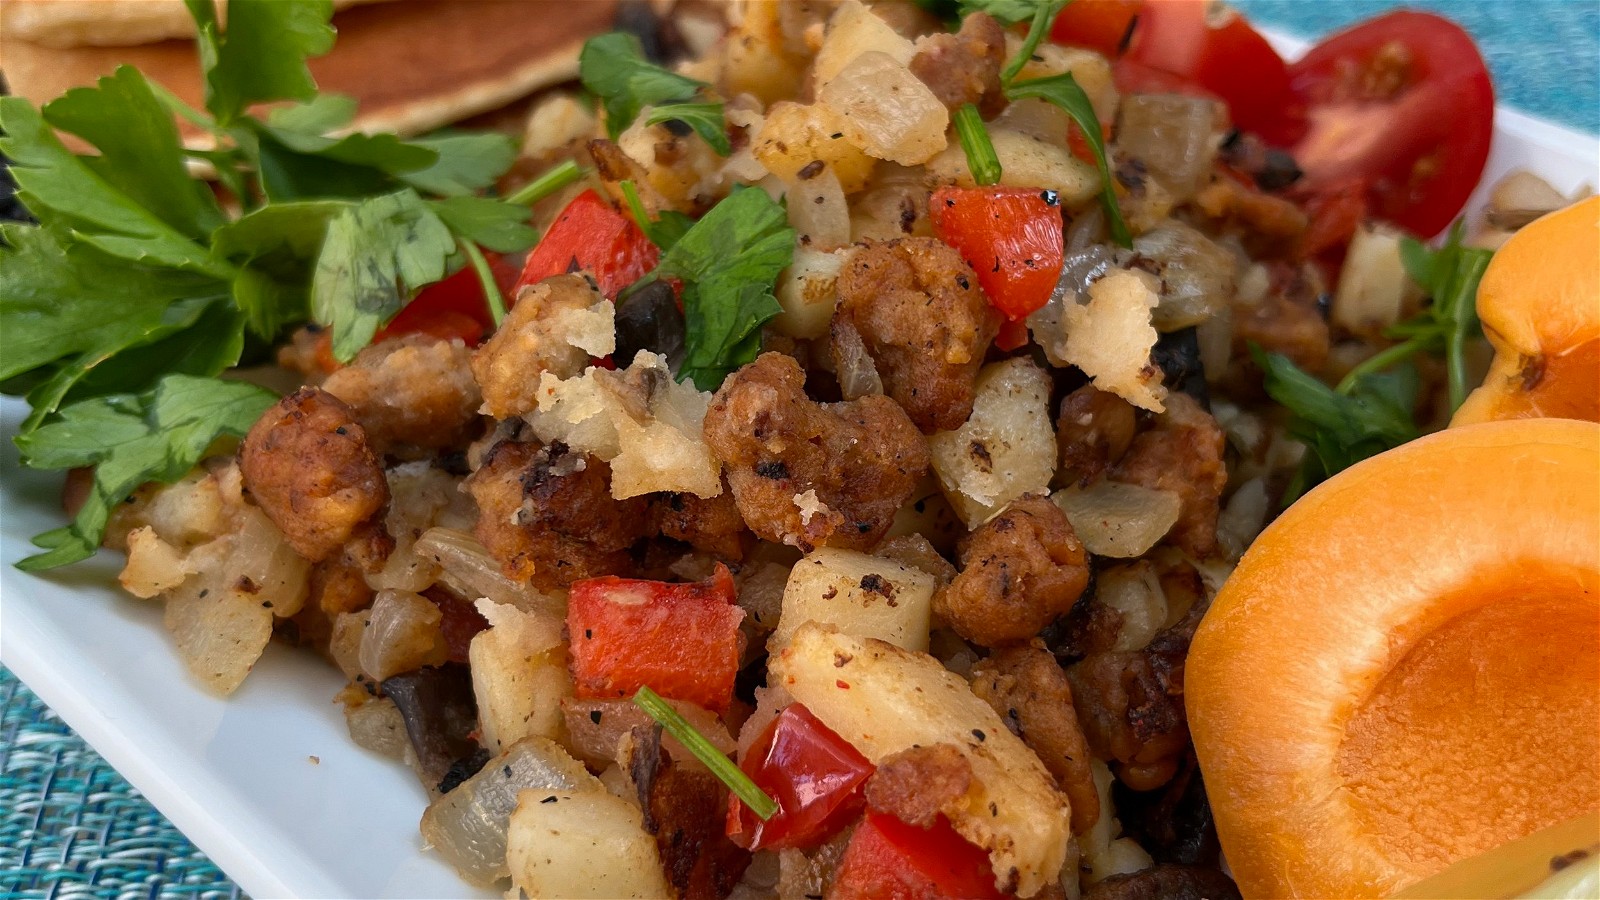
left=507, top=789, right=673, bottom=899
left=772, top=623, right=1072, bottom=898
left=773, top=547, right=937, bottom=652
left=471, top=274, right=614, bottom=419
left=928, top=357, right=1056, bottom=528
left=239, top=387, right=389, bottom=563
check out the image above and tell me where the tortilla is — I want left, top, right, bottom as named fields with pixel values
left=0, top=0, right=394, bottom=50
left=1, top=0, right=619, bottom=142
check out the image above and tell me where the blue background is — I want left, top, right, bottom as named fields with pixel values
left=2, top=3, right=1597, bottom=898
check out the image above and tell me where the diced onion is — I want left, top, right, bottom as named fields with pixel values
left=1051, top=481, right=1182, bottom=559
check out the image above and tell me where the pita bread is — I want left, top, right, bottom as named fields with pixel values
left=1, top=0, right=619, bottom=141
left=0, top=0, right=393, bottom=50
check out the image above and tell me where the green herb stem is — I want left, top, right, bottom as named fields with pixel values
left=1335, top=341, right=1420, bottom=396
left=506, top=160, right=586, bottom=207
left=954, top=103, right=1002, bottom=186
left=459, top=239, right=505, bottom=327
left=1005, top=73, right=1131, bottom=247
left=632, top=686, right=778, bottom=820
left=999, top=0, right=1067, bottom=87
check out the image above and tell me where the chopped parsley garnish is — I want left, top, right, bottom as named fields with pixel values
left=633, top=686, right=778, bottom=820
left=1258, top=221, right=1495, bottom=503
left=954, top=103, right=1003, bottom=185
left=579, top=33, right=731, bottom=155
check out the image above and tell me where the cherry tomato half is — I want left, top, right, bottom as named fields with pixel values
left=566, top=564, right=745, bottom=713
left=829, top=812, right=1004, bottom=900
left=726, top=704, right=874, bottom=852
left=516, top=188, right=660, bottom=300
left=1122, top=0, right=1294, bottom=140
left=930, top=186, right=1065, bottom=323
left=1285, top=10, right=1494, bottom=238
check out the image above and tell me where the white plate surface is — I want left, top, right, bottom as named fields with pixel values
left=3, top=29, right=1598, bottom=900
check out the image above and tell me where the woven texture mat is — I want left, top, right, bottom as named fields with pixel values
left=0, top=667, right=243, bottom=900
left=2, top=3, right=1596, bottom=898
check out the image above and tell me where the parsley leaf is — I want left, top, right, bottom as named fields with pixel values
left=1391, top=222, right=1493, bottom=408
left=580, top=33, right=730, bottom=155
left=619, top=180, right=695, bottom=252
left=185, top=0, right=334, bottom=125
left=14, top=375, right=277, bottom=571
left=655, top=187, right=794, bottom=390
left=1254, top=346, right=1421, bottom=503
left=1005, top=72, right=1132, bottom=247
left=0, top=97, right=231, bottom=277
left=960, top=0, right=1062, bottom=26
left=428, top=197, right=538, bottom=254
left=311, top=190, right=456, bottom=362
left=42, top=67, right=225, bottom=240
left=399, top=133, right=520, bottom=197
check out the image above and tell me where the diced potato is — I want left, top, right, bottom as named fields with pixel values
left=772, top=547, right=937, bottom=652
left=1012, top=41, right=1119, bottom=124
left=787, top=166, right=852, bottom=249
left=527, top=351, right=722, bottom=499
left=773, top=248, right=846, bottom=339
left=929, top=358, right=1057, bottom=528
left=1050, top=481, right=1181, bottom=558
left=520, top=91, right=598, bottom=161
left=369, top=462, right=467, bottom=593
left=162, top=539, right=274, bottom=695
left=926, top=129, right=1101, bottom=209
left=1061, top=269, right=1167, bottom=412
left=719, top=1, right=806, bottom=106
left=507, top=789, right=673, bottom=899
left=819, top=51, right=949, bottom=167
left=1333, top=223, right=1415, bottom=336
left=1094, top=561, right=1168, bottom=652
left=421, top=737, right=599, bottom=886
left=753, top=102, right=878, bottom=194
left=884, top=474, right=966, bottom=555
left=773, top=624, right=1071, bottom=897
left=120, top=526, right=195, bottom=599
left=470, top=599, right=571, bottom=754
left=813, top=0, right=916, bottom=88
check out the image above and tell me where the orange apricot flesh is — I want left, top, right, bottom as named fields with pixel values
left=1186, top=417, right=1600, bottom=899
left=1453, top=196, right=1600, bottom=426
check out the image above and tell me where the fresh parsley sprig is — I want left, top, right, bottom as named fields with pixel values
left=953, top=103, right=1002, bottom=186
left=580, top=33, right=731, bottom=155
left=1257, top=220, right=1495, bottom=503
left=2, top=0, right=545, bottom=571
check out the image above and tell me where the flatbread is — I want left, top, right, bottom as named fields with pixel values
left=0, top=0, right=393, bottom=50
left=1, top=0, right=619, bottom=141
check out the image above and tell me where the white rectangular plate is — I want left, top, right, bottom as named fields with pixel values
left=2, top=28, right=1597, bottom=899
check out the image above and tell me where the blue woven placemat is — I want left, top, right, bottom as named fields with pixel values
left=0, top=666, right=244, bottom=900
left=2, top=4, right=1596, bottom=898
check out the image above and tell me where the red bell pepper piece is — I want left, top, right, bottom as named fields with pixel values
left=829, top=812, right=1005, bottom=900
left=930, top=186, right=1065, bottom=323
left=726, top=704, right=874, bottom=851
left=515, top=188, right=660, bottom=300
left=567, top=564, right=744, bottom=713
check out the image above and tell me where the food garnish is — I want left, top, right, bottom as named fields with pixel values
left=579, top=32, right=732, bottom=156
left=633, top=686, right=779, bottom=821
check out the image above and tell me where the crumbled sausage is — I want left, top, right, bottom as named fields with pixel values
left=471, top=274, right=607, bottom=419
left=1056, top=385, right=1138, bottom=487
left=1232, top=264, right=1331, bottom=375
left=322, top=335, right=482, bottom=454
left=464, top=439, right=650, bottom=590
left=1067, top=602, right=1205, bottom=792
left=908, top=12, right=1007, bottom=116
left=832, top=238, right=1001, bottom=432
left=239, top=388, right=389, bottom=563
left=970, top=643, right=1101, bottom=835
left=864, top=743, right=974, bottom=828
left=1082, top=864, right=1242, bottom=900
left=1108, top=394, right=1227, bottom=558
left=651, top=483, right=752, bottom=561
left=935, top=495, right=1090, bottom=647
left=276, top=325, right=329, bottom=379
left=1192, top=177, right=1308, bottom=255
left=873, top=534, right=958, bottom=586
left=703, top=353, right=929, bottom=551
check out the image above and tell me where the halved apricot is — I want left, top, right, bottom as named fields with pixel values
left=1187, top=418, right=1600, bottom=898
left=1453, top=196, right=1600, bottom=426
